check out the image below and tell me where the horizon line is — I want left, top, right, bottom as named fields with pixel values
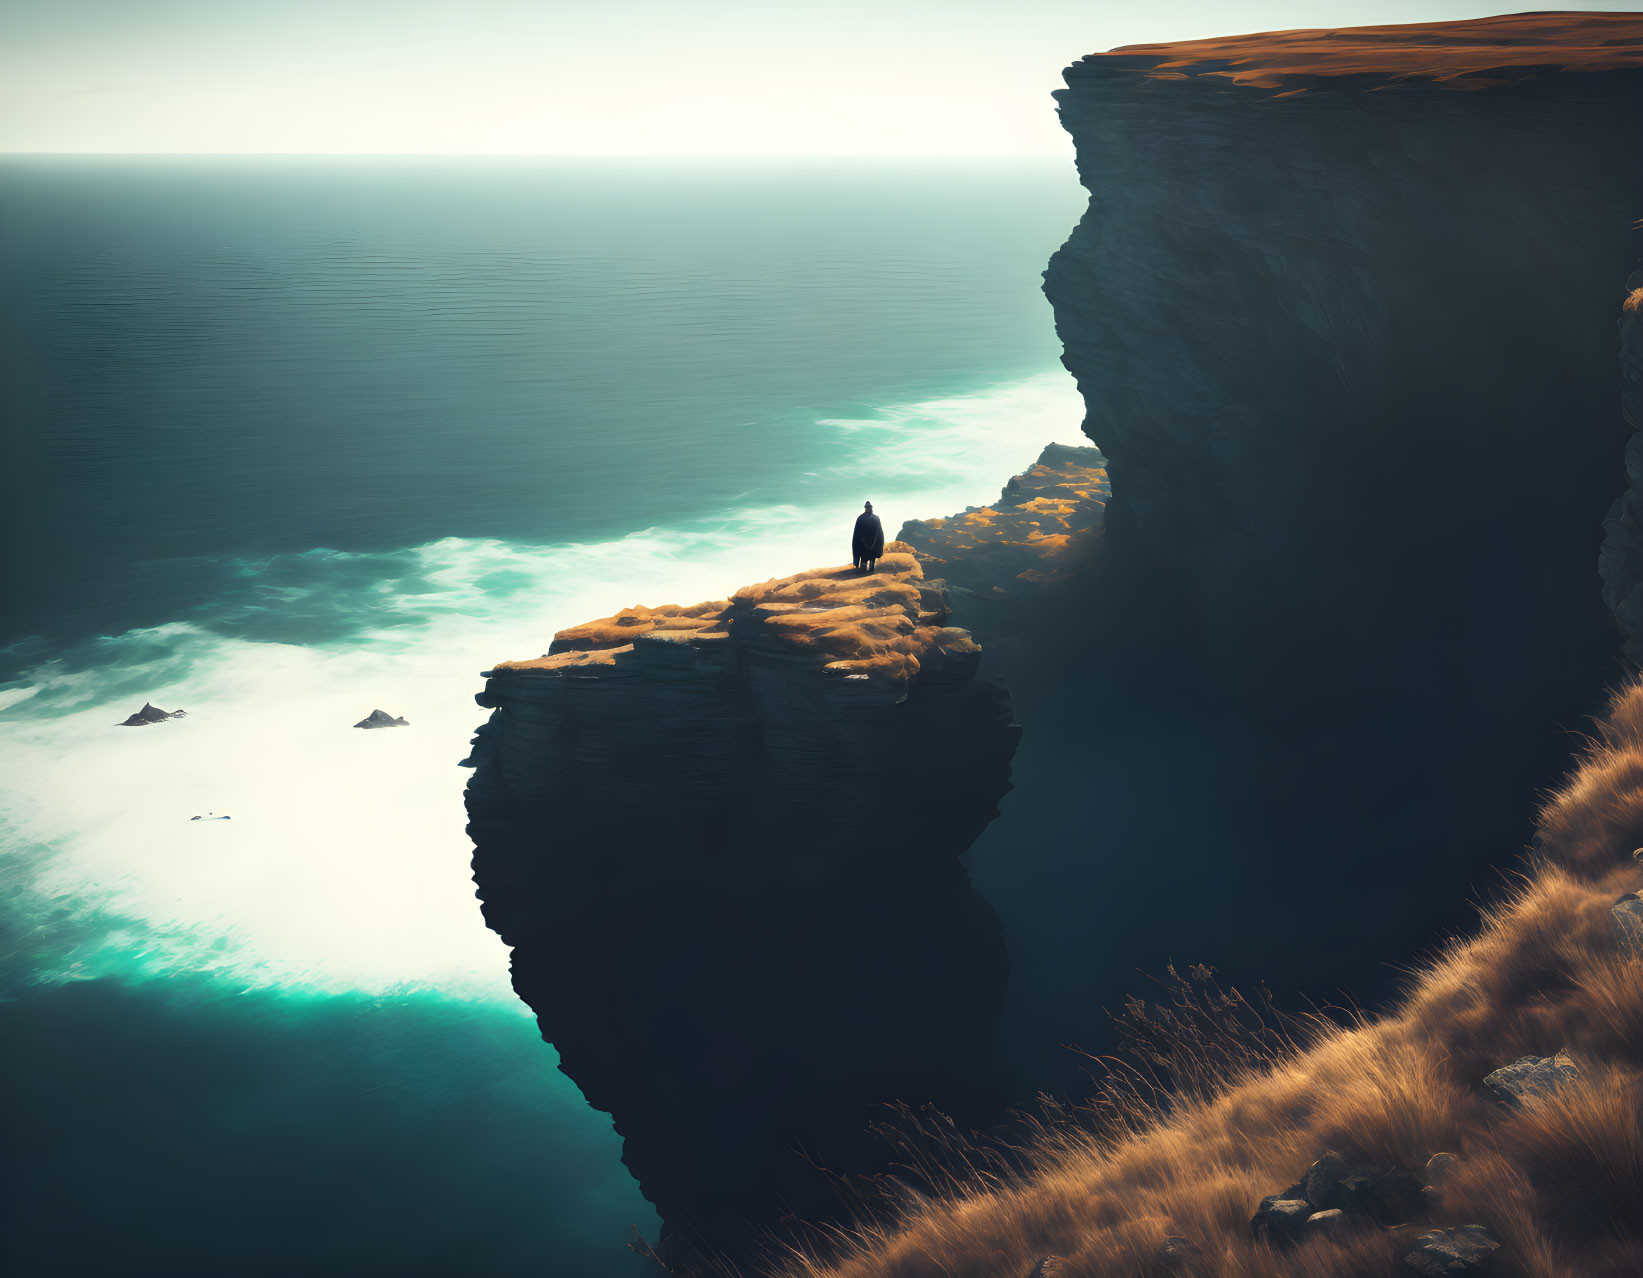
left=0, top=150, right=1070, bottom=161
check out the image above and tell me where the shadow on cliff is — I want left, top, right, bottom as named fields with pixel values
left=966, top=69, right=1643, bottom=1097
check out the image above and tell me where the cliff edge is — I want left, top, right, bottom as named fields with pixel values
left=463, top=548, right=1019, bottom=1267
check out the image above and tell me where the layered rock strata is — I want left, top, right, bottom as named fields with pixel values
left=983, top=12, right=1643, bottom=1088
left=463, top=548, right=1019, bottom=1267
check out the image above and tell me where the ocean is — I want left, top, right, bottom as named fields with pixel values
left=0, top=157, right=1087, bottom=1275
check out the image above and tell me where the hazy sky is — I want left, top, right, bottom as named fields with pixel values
left=3, top=1, right=1639, bottom=155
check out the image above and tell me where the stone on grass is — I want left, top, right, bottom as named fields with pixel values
left=1303, top=1151, right=1424, bottom=1224
left=1613, top=894, right=1643, bottom=953
left=1403, top=1225, right=1502, bottom=1276
left=1251, top=1196, right=1311, bottom=1243
left=1482, top=1051, right=1580, bottom=1104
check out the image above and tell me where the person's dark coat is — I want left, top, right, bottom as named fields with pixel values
left=852, top=510, right=885, bottom=564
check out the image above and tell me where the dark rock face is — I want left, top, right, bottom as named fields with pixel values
left=1602, top=274, right=1643, bottom=658
left=984, top=44, right=1643, bottom=1089
left=119, top=702, right=185, bottom=726
left=463, top=553, right=1018, bottom=1267
left=353, top=709, right=408, bottom=729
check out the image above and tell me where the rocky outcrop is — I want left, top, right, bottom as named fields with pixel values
left=118, top=702, right=185, bottom=726
left=898, top=443, right=1107, bottom=600
left=1252, top=1151, right=1425, bottom=1245
left=982, top=13, right=1643, bottom=1088
left=463, top=548, right=1018, bottom=1267
left=896, top=444, right=1107, bottom=669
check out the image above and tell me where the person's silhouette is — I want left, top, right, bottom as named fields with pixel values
left=852, top=501, right=885, bottom=573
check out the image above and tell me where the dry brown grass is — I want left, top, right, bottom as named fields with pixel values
left=490, top=544, right=969, bottom=691
left=1100, top=14, right=1643, bottom=92
left=771, top=680, right=1643, bottom=1278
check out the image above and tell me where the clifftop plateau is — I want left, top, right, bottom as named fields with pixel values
left=491, top=546, right=981, bottom=697
left=1086, top=12, right=1643, bottom=91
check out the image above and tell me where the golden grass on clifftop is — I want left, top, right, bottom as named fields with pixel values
left=732, top=546, right=961, bottom=687
left=776, top=680, right=1643, bottom=1277
left=900, top=450, right=1108, bottom=589
left=1096, top=13, right=1643, bottom=92
left=490, top=545, right=970, bottom=692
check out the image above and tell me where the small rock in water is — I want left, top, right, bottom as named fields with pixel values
left=1482, top=1050, right=1580, bottom=1104
left=1157, top=1236, right=1201, bottom=1269
left=354, top=709, right=409, bottom=729
left=1402, top=1225, right=1502, bottom=1276
left=1305, top=1208, right=1347, bottom=1234
left=120, top=701, right=186, bottom=727
left=1612, top=894, right=1643, bottom=953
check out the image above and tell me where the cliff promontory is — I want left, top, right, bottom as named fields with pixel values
left=463, top=549, right=1019, bottom=1266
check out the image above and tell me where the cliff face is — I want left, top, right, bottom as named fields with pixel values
left=1602, top=277, right=1643, bottom=659
left=979, top=14, right=1643, bottom=1086
left=463, top=550, right=1018, bottom=1266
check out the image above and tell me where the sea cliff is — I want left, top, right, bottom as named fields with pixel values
left=981, top=11, right=1643, bottom=1086
left=463, top=549, right=1019, bottom=1266
left=771, top=16, right=1643, bottom=1278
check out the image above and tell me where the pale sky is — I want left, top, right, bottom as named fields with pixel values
left=2, top=1, right=1638, bottom=155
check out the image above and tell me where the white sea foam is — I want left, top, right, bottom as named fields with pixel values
left=0, top=370, right=1089, bottom=999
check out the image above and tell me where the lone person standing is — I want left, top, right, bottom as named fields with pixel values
left=852, top=501, right=885, bottom=573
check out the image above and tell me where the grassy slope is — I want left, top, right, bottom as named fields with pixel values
left=777, top=680, right=1643, bottom=1277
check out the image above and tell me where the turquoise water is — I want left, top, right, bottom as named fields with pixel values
left=0, top=157, right=1087, bottom=1275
